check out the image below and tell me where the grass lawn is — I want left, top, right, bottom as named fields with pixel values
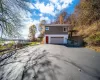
left=0, top=42, right=40, bottom=55
left=27, top=42, right=40, bottom=46
left=0, top=43, right=14, bottom=55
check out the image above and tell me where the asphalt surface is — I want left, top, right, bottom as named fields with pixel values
left=0, top=44, right=100, bottom=80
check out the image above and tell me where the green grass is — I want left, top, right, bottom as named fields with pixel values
left=0, top=48, right=15, bottom=55
left=0, top=45, right=6, bottom=51
left=20, top=42, right=40, bottom=47
left=0, top=43, right=14, bottom=51
left=0, top=42, right=40, bottom=55
left=0, top=42, right=15, bottom=55
left=27, top=42, right=40, bottom=46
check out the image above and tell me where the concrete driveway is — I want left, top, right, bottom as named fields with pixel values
left=0, top=44, right=100, bottom=80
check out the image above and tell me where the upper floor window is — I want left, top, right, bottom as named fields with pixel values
left=45, top=27, right=49, bottom=30
left=63, top=27, right=67, bottom=32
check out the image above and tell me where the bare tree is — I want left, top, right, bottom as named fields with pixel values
left=39, top=20, right=46, bottom=37
left=0, top=0, right=29, bottom=38
left=28, top=25, right=36, bottom=41
left=54, top=11, right=68, bottom=24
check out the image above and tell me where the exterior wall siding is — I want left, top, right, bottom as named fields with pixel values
left=45, top=26, right=68, bottom=34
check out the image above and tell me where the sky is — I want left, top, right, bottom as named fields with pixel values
left=20, top=0, right=80, bottom=39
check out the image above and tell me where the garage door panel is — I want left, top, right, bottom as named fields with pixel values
left=50, top=37, right=64, bottom=44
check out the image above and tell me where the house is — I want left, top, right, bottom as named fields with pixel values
left=44, top=24, right=71, bottom=44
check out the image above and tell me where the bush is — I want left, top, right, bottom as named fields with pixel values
left=85, top=32, right=100, bottom=46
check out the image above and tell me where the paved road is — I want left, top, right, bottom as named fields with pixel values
left=0, top=44, right=100, bottom=80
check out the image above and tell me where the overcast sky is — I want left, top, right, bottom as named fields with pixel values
left=19, top=0, right=80, bottom=39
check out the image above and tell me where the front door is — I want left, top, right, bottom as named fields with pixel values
left=46, top=36, right=48, bottom=44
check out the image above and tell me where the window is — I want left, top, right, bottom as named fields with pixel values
left=63, top=27, right=67, bottom=32
left=45, top=27, right=49, bottom=30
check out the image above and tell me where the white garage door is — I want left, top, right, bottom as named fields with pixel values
left=50, top=37, right=64, bottom=44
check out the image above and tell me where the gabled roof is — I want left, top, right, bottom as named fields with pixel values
left=45, top=24, right=71, bottom=27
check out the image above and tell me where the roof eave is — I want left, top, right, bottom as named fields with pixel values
left=45, top=24, right=71, bottom=27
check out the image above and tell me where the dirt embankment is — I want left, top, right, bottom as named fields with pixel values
left=74, top=22, right=100, bottom=52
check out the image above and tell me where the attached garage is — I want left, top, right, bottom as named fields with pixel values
left=50, top=37, right=64, bottom=44
left=45, top=34, right=68, bottom=44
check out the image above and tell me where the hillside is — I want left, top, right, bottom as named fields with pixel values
left=67, top=0, right=100, bottom=52
left=74, top=21, right=100, bottom=52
